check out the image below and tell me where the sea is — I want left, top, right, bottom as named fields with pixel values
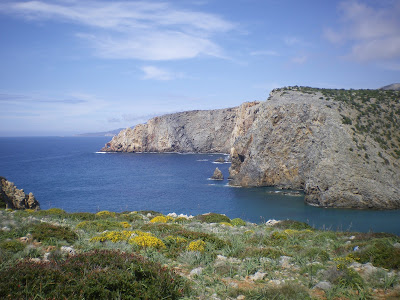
left=1, top=136, right=399, bottom=235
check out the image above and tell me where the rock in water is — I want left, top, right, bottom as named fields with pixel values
left=101, top=87, right=400, bottom=209
left=214, top=157, right=225, bottom=163
left=0, top=177, right=40, bottom=210
left=211, top=168, right=224, bottom=180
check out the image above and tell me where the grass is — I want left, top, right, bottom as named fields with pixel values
left=0, top=208, right=399, bottom=299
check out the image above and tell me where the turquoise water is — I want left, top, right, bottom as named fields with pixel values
left=0, top=137, right=399, bottom=235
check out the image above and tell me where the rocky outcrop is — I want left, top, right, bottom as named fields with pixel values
left=380, top=83, right=400, bottom=90
left=229, top=89, right=400, bottom=209
left=211, top=168, right=224, bottom=180
left=101, top=101, right=260, bottom=153
left=102, top=88, right=400, bottom=209
left=0, top=177, right=40, bottom=210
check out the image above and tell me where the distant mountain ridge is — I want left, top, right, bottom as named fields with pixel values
left=76, top=128, right=127, bottom=137
left=380, top=83, right=400, bottom=90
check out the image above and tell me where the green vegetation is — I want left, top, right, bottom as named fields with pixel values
left=0, top=208, right=399, bottom=299
left=275, top=86, right=400, bottom=160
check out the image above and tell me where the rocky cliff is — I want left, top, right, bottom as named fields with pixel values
left=0, top=177, right=40, bottom=210
left=102, top=87, right=400, bottom=209
left=102, top=101, right=260, bottom=153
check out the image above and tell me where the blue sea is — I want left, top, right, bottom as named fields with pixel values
left=0, top=137, right=399, bottom=235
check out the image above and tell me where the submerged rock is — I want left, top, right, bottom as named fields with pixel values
left=211, top=168, right=224, bottom=180
left=0, top=177, right=40, bottom=210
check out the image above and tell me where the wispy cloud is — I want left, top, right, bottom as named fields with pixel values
left=324, top=1, right=400, bottom=64
left=0, top=0, right=235, bottom=60
left=0, top=93, right=87, bottom=104
left=141, top=66, right=182, bottom=81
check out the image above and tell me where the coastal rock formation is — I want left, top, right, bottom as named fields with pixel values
left=211, top=168, right=224, bottom=180
left=0, top=177, right=40, bottom=210
left=101, top=101, right=260, bottom=153
left=102, top=87, right=400, bottom=209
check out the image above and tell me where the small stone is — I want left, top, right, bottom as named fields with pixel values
left=268, top=279, right=282, bottom=286
left=279, top=256, right=292, bottom=268
left=265, top=219, right=280, bottom=226
left=362, top=263, right=377, bottom=275
left=61, top=246, right=76, bottom=256
left=249, top=271, right=267, bottom=281
left=314, top=281, right=332, bottom=291
left=393, top=242, right=400, bottom=249
left=211, top=167, right=224, bottom=180
left=190, top=267, right=203, bottom=277
left=236, top=295, right=245, bottom=300
left=349, top=236, right=356, bottom=240
left=19, top=236, right=29, bottom=243
left=1, top=226, right=10, bottom=232
left=29, top=258, right=41, bottom=263
left=216, top=255, right=227, bottom=261
left=43, top=252, right=51, bottom=262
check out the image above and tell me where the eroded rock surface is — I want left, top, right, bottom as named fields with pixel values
left=211, top=168, right=224, bottom=180
left=102, top=89, right=400, bottom=209
left=0, top=177, right=40, bottom=210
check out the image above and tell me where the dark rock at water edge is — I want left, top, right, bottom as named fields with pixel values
left=214, top=157, right=226, bottom=163
left=211, top=168, right=224, bottom=180
left=0, top=177, right=40, bottom=210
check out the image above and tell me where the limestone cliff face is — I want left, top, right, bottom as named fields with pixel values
left=0, top=177, right=40, bottom=210
left=102, top=89, right=400, bottom=209
left=102, top=101, right=260, bottom=153
left=229, top=90, right=400, bottom=209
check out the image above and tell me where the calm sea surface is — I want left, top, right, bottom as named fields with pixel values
left=0, top=137, right=399, bottom=235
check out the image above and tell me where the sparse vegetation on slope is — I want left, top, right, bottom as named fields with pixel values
left=1, top=208, right=399, bottom=299
left=276, top=86, right=400, bottom=160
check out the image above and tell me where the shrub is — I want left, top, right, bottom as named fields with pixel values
left=219, top=222, right=233, bottom=227
left=353, top=239, right=400, bottom=269
left=150, top=215, right=173, bottom=223
left=0, top=250, right=189, bottom=299
left=76, top=220, right=124, bottom=232
left=129, top=235, right=166, bottom=249
left=30, top=223, right=77, bottom=244
left=140, top=223, right=183, bottom=236
left=187, top=240, right=206, bottom=252
left=175, top=229, right=228, bottom=249
left=273, top=220, right=314, bottom=231
left=238, top=247, right=283, bottom=259
left=194, top=213, right=231, bottom=223
left=95, top=210, right=116, bottom=218
left=0, top=239, right=25, bottom=252
left=231, top=218, right=246, bottom=226
left=246, top=282, right=311, bottom=300
left=68, top=212, right=97, bottom=221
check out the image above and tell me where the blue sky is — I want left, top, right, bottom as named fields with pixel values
left=0, top=0, right=399, bottom=136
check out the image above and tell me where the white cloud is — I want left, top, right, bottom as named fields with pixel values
left=1, top=0, right=234, bottom=60
left=141, top=66, right=182, bottom=81
left=324, top=1, right=400, bottom=63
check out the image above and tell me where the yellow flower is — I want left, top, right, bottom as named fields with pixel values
left=120, top=222, right=131, bottom=228
left=129, top=235, right=166, bottom=249
left=96, top=211, right=116, bottom=217
left=219, top=222, right=233, bottom=227
left=150, top=215, right=173, bottom=223
left=187, top=240, right=206, bottom=252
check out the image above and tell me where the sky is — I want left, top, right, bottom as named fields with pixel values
left=0, top=0, right=399, bottom=136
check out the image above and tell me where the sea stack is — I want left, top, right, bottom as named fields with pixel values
left=211, top=168, right=224, bottom=180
